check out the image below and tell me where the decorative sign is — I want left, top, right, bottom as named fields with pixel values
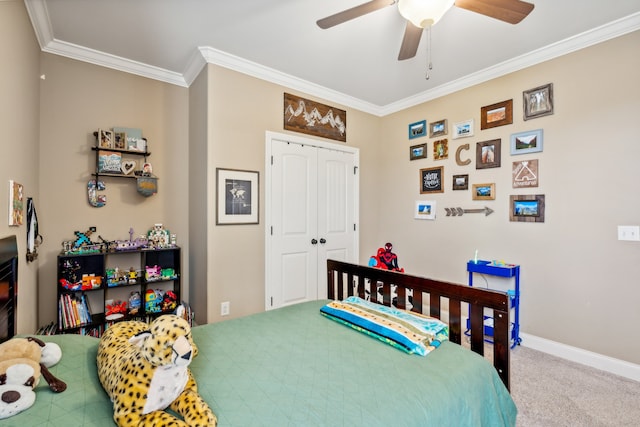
left=512, top=159, right=539, bottom=188
left=283, top=93, right=346, bottom=142
left=98, top=151, right=122, bottom=174
left=87, top=180, right=106, bottom=208
left=444, top=207, right=494, bottom=217
left=420, top=166, right=443, bottom=194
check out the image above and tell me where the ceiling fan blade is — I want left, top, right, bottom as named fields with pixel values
left=455, top=0, right=534, bottom=24
left=317, top=0, right=396, bottom=29
left=398, top=21, right=423, bottom=61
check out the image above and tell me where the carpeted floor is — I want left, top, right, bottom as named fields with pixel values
left=510, top=346, right=640, bottom=426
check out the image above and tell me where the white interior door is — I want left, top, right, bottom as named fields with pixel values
left=266, top=132, right=358, bottom=310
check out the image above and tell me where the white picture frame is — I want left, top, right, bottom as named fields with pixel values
left=452, top=119, right=474, bottom=139
left=415, top=200, right=436, bottom=220
left=216, top=168, right=259, bottom=225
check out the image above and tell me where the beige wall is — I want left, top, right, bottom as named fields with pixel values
left=37, top=54, right=190, bottom=324
left=6, top=0, right=638, bottom=366
left=0, top=1, right=41, bottom=335
left=376, top=31, right=640, bottom=364
left=202, top=65, right=381, bottom=323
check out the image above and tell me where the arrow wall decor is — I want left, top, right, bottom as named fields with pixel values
left=445, top=207, right=494, bottom=217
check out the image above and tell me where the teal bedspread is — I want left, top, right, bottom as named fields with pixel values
left=6, top=300, right=516, bottom=426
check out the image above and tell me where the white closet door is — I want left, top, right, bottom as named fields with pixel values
left=270, top=140, right=318, bottom=308
left=316, top=147, right=355, bottom=299
left=267, top=136, right=357, bottom=309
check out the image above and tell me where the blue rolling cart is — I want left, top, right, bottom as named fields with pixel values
left=466, top=260, right=521, bottom=348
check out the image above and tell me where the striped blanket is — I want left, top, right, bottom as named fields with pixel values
left=320, top=296, right=448, bottom=356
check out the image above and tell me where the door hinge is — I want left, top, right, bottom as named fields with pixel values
left=354, top=223, right=356, bottom=231
left=270, top=226, right=273, bottom=235
left=271, top=155, right=274, bottom=165
left=353, top=166, right=358, bottom=175
left=270, top=296, right=273, bottom=307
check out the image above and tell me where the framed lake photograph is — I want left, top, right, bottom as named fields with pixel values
left=216, top=168, right=259, bottom=225
left=409, top=143, right=427, bottom=160
left=510, top=194, right=545, bottom=223
left=472, top=183, right=495, bottom=200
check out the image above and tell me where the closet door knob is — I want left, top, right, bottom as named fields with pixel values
left=311, top=239, right=318, bottom=245
left=319, top=238, right=326, bottom=244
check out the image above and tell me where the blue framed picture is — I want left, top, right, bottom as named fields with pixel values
left=510, top=129, right=543, bottom=155
left=408, top=120, right=427, bottom=139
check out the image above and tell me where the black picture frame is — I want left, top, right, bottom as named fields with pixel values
left=420, top=166, right=443, bottom=194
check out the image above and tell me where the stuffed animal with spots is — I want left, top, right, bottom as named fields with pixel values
left=96, top=314, right=217, bottom=427
left=0, top=337, right=67, bottom=419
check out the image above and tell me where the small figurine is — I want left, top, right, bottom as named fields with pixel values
left=128, top=267, right=138, bottom=284
left=128, top=291, right=141, bottom=315
left=370, top=243, right=404, bottom=273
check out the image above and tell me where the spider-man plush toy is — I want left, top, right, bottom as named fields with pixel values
left=368, top=242, right=404, bottom=272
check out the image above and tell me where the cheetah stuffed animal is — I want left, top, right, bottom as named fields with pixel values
left=97, top=315, right=217, bottom=427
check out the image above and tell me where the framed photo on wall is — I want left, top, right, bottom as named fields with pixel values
left=511, top=129, right=543, bottom=155
left=452, top=174, right=468, bottom=190
left=429, top=119, right=447, bottom=138
left=481, top=99, right=513, bottom=130
left=216, top=168, right=259, bottom=225
left=415, top=200, right=437, bottom=220
left=409, top=143, right=427, bottom=160
left=523, top=83, right=554, bottom=120
left=510, top=194, right=545, bottom=222
left=408, top=120, right=427, bottom=139
left=472, top=183, right=496, bottom=200
left=452, top=119, right=474, bottom=139
left=476, top=139, right=501, bottom=169
left=420, top=166, right=443, bottom=194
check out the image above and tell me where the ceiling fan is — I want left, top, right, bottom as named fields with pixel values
left=317, top=0, right=535, bottom=61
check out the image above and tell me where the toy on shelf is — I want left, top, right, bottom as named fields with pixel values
left=145, top=265, right=162, bottom=281
left=105, top=300, right=127, bottom=321
left=128, top=291, right=141, bottom=316
left=144, top=289, right=162, bottom=313
left=368, top=242, right=404, bottom=272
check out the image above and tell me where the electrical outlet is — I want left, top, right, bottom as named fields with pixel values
left=221, top=301, right=230, bottom=316
left=617, top=225, right=640, bottom=241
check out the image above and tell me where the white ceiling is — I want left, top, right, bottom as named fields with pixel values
left=25, top=0, right=640, bottom=116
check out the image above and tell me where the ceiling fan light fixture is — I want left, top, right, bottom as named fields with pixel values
left=398, top=0, right=455, bottom=28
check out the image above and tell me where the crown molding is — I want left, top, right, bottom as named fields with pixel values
left=25, top=0, right=640, bottom=116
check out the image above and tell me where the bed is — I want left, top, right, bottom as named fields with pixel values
left=7, top=260, right=516, bottom=426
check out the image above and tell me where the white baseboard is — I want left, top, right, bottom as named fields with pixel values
left=519, top=332, right=640, bottom=382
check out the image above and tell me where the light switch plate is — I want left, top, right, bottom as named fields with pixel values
left=618, top=225, right=640, bottom=241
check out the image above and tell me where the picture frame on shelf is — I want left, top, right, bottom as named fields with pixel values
left=216, top=168, right=259, bottom=225
left=98, top=129, right=114, bottom=149
left=415, top=200, right=437, bottom=220
left=481, top=99, right=513, bottom=130
left=429, top=119, right=447, bottom=138
left=510, top=129, right=543, bottom=155
left=452, top=119, right=474, bottom=139
left=476, top=139, right=501, bottom=169
left=408, top=120, right=427, bottom=139
left=510, top=194, right=545, bottom=222
left=452, top=174, right=469, bottom=191
left=420, top=166, right=444, bottom=194
left=409, top=143, right=427, bottom=160
left=113, top=131, right=127, bottom=150
left=97, top=151, right=122, bottom=174
left=472, top=183, right=496, bottom=200
left=523, top=83, right=553, bottom=120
